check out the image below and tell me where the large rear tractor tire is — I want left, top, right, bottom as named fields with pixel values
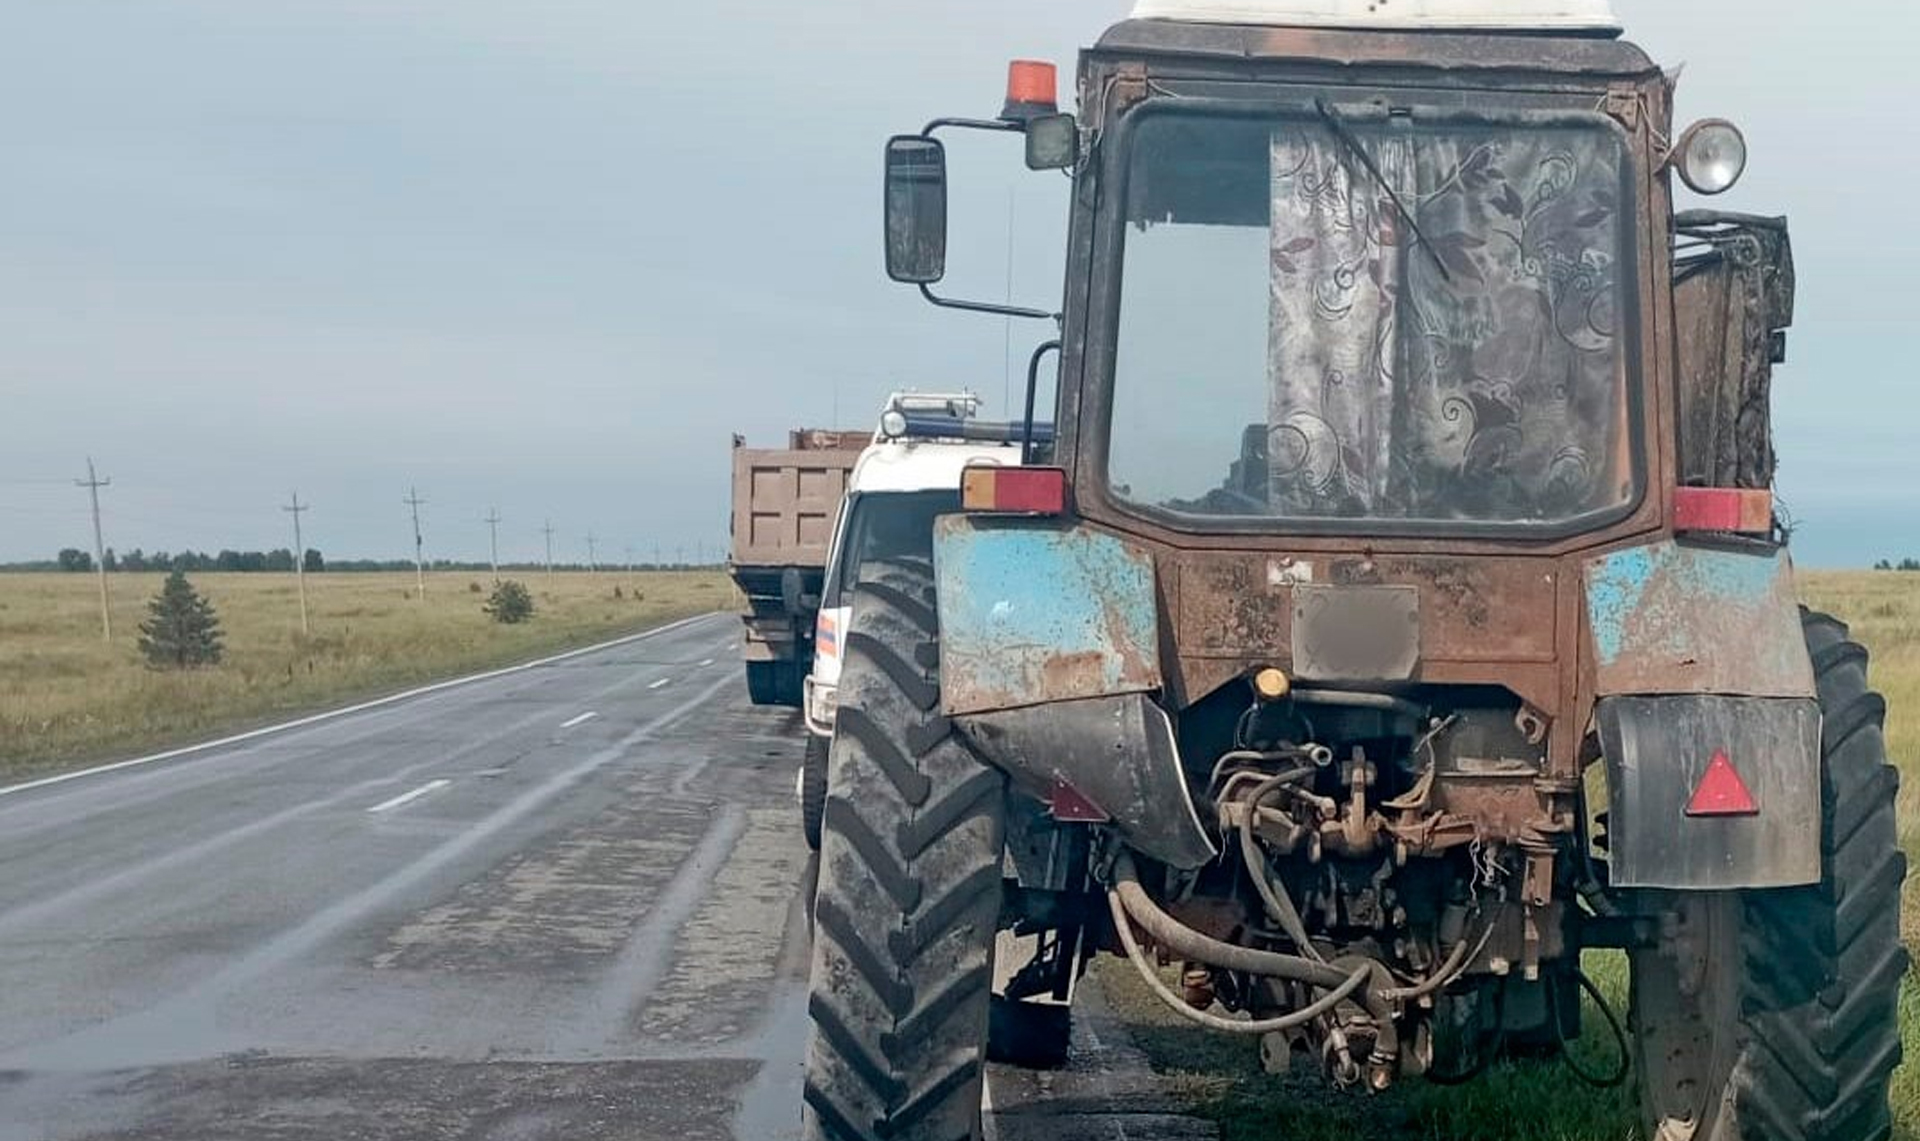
left=1630, top=608, right=1906, bottom=1141
left=803, top=558, right=1007, bottom=1141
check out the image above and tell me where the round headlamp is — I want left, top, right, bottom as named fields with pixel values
left=880, top=409, right=908, bottom=438
left=1673, top=119, right=1747, bottom=196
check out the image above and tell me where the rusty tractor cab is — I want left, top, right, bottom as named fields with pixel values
left=802, top=4, right=1905, bottom=1140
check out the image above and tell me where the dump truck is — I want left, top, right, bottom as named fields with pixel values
left=727, top=428, right=864, bottom=706
left=802, top=3, right=1906, bottom=1140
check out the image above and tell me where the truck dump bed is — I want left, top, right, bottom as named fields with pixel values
left=728, top=429, right=865, bottom=705
left=729, top=429, right=866, bottom=572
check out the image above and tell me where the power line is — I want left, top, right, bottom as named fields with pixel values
left=76, top=458, right=112, bottom=641
left=484, top=507, right=502, bottom=580
left=283, top=492, right=311, bottom=635
left=403, top=487, right=427, bottom=600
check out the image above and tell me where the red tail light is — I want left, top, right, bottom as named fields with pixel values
left=961, top=466, right=1066, bottom=514
left=1686, top=749, right=1759, bottom=817
left=1674, top=487, right=1772, bottom=535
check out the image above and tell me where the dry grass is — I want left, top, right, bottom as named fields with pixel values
left=0, top=570, right=733, bottom=782
left=1801, top=571, right=1920, bottom=944
left=1100, top=569, right=1920, bottom=1140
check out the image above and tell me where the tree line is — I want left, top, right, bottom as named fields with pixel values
left=47, top=548, right=325, bottom=574
left=14, top=549, right=721, bottom=574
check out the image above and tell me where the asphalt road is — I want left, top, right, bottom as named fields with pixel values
left=0, top=613, right=1209, bottom=1141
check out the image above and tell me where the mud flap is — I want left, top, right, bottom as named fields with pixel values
left=1596, top=694, right=1820, bottom=889
left=957, top=694, right=1215, bottom=871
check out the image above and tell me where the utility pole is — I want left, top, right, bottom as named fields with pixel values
left=484, top=507, right=502, bottom=580
left=403, top=487, right=428, bottom=599
left=541, top=519, right=556, bottom=579
left=624, top=545, right=635, bottom=575
left=585, top=532, right=598, bottom=572
left=75, top=458, right=112, bottom=642
left=283, top=492, right=311, bottom=636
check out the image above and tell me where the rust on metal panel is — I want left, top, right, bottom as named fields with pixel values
left=1176, top=556, right=1290, bottom=656
left=1584, top=539, right=1814, bottom=697
left=1163, top=550, right=1564, bottom=705
left=1427, top=775, right=1544, bottom=845
left=935, top=517, right=1161, bottom=716
left=1170, top=552, right=1554, bottom=662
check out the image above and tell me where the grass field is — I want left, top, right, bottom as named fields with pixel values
left=1101, top=569, right=1920, bottom=1141
left=0, top=569, right=733, bottom=783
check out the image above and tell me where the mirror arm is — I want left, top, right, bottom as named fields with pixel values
left=907, top=118, right=1058, bottom=320
left=1022, top=340, right=1063, bottom=465
left=921, top=117, right=1025, bottom=138
left=917, top=284, right=1056, bottom=322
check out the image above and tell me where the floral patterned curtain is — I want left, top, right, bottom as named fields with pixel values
left=1266, top=122, right=1626, bottom=522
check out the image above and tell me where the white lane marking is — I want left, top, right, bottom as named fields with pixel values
left=698, top=658, right=714, bottom=667
left=648, top=678, right=671, bottom=689
left=559, top=711, right=598, bottom=729
left=367, top=779, right=451, bottom=814
left=0, top=611, right=728, bottom=800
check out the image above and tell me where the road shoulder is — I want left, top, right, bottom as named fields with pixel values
left=987, top=969, right=1218, bottom=1141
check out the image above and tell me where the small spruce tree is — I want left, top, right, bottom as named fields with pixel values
left=484, top=579, right=535, bottom=624
left=138, top=570, right=225, bottom=668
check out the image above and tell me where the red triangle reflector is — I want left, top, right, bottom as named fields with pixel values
left=1686, top=749, right=1758, bottom=817
left=1048, top=780, right=1110, bottom=823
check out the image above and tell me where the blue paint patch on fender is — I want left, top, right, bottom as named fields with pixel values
left=933, top=516, right=1161, bottom=716
left=1586, top=546, right=1656, bottom=663
left=1584, top=540, right=1814, bottom=698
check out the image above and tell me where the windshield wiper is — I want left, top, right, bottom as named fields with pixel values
left=1312, top=99, right=1452, bottom=284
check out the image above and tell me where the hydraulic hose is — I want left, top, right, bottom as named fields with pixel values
left=1106, top=888, right=1368, bottom=1034
left=1108, top=852, right=1399, bottom=1066
left=1112, top=852, right=1353, bottom=989
left=1382, top=919, right=1496, bottom=1003
left=1236, top=771, right=1327, bottom=963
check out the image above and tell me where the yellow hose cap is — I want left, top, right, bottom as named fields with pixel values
left=1252, top=667, right=1291, bottom=702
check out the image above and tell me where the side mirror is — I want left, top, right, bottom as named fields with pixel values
left=884, top=136, right=947, bottom=284
left=1024, top=113, right=1077, bottom=171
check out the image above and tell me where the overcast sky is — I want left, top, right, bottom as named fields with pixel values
left=1, top=1, right=1911, bottom=566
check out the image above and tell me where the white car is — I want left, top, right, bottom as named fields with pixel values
left=798, top=392, right=1038, bottom=850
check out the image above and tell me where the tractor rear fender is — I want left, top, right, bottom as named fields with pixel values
left=932, top=515, right=1216, bottom=870
left=1584, top=539, right=1821, bottom=889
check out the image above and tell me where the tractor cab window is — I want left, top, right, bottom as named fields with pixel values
left=1106, top=106, right=1637, bottom=529
left=822, top=489, right=961, bottom=608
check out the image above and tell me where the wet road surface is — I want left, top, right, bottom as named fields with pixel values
left=0, top=613, right=1210, bottom=1141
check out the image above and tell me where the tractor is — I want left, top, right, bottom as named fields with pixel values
left=803, top=3, right=1907, bottom=1139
